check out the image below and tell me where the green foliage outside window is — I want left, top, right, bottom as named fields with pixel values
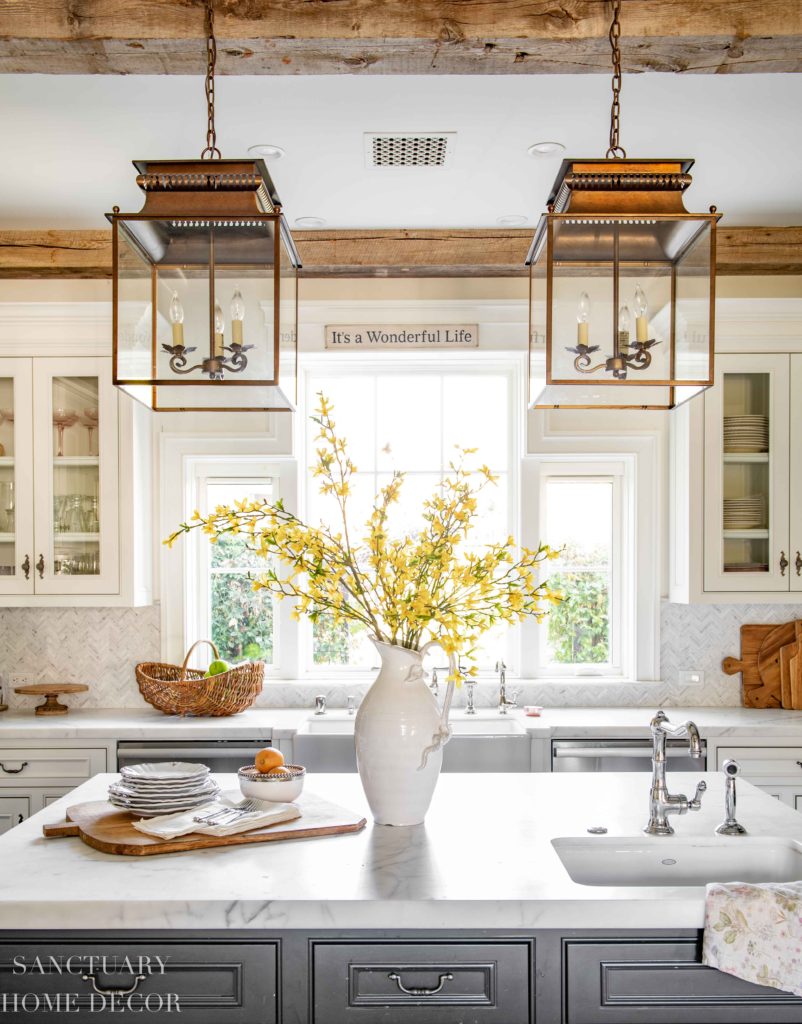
left=546, top=545, right=609, bottom=664
left=210, top=530, right=273, bottom=664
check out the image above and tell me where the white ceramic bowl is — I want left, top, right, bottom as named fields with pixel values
left=238, top=764, right=305, bottom=803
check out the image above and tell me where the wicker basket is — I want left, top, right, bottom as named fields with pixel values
left=136, top=640, right=264, bottom=717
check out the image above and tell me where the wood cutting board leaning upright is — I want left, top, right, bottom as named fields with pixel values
left=723, top=619, right=802, bottom=708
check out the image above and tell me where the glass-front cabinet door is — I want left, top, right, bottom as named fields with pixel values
left=704, top=353, right=790, bottom=592
left=32, top=358, right=119, bottom=595
left=791, top=355, right=802, bottom=594
left=0, top=361, right=34, bottom=595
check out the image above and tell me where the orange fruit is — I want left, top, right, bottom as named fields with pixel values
left=254, top=747, right=284, bottom=773
left=267, top=766, right=288, bottom=775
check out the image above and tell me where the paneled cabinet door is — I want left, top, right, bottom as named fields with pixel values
left=0, top=796, right=29, bottom=834
left=0, top=360, right=34, bottom=595
left=703, top=353, right=790, bottom=593
left=790, top=355, right=802, bottom=593
left=32, top=358, right=119, bottom=595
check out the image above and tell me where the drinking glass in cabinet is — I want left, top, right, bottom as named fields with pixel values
left=0, top=380, right=17, bottom=578
left=51, top=377, right=101, bottom=576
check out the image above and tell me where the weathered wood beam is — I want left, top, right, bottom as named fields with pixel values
left=1, top=1, right=800, bottom=75
left=1, top=227, right=801, bottom=279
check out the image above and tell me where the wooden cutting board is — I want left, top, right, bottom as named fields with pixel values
left=43, top=791, right=367, bottom=856
left=756, top=621, right=800, bottom=707
left=722, top=624, right=782, bottom=707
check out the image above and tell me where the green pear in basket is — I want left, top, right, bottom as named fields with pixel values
left=203, top=659, right=230, bottom=678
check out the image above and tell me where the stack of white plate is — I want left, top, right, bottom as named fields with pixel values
left=108, top=762, right=219, bottom=816
left=723, top=415, right=769, bottom=453
left=723, top=494, right=766, bottom=530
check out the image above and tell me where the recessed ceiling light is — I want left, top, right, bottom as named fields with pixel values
left=294, top=216, right=327, bottom=228
left=496, top=214, right=528, bottom=226
left=527, top=141, right=566, bottom=157
left=247, top=144, right=286, bottom=160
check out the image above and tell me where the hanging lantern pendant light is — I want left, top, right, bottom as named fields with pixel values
left=526, top=0, right=720, bottom=410
left=107, top=0, right=301, bottom=412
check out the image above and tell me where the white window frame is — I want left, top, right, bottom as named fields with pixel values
left=299, top=351, right=524, bottom=678
left=521, top=456, right=635, bottom=679
left=160, top=433, right=299, bottom=675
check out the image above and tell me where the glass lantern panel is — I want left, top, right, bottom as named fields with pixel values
left=674, top=219, right=714, bottom=388
left=528, top=229, right=548, bottom=407
left=52, top=375, right=100, bottom=577
left=115, top=222, right=154, bottom=407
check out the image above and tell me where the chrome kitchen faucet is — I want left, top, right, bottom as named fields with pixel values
left=644, top=710, right=707, bottom=836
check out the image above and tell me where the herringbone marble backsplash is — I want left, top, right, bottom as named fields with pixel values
left=2, top=602, right=801, bottom=709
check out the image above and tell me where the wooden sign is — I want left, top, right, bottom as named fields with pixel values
left=325, top=324, right=478, bottom=350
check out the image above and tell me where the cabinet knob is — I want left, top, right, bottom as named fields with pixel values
left=796, top=552, right=802, bottom=577
left=21, top=554, right=30, bottom=580
left=36, top=553, right=44, bottom=579
left=780, top=552, right=789, bottom=577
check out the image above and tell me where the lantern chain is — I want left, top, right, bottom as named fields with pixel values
left=201, top=0, right=222, bottom=159
left=606, top=0, right=626, bottom=159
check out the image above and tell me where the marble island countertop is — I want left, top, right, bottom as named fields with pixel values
left=3, top=705, right=802, bottom=740
left=1, top=771, right=801, bottom=933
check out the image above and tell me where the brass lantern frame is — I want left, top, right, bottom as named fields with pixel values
left=526, top=159, right=720, bottom=411
left=108, top=158, right=301, bottom=413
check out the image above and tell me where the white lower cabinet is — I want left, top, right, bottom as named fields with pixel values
left=715, top=744, right=802, bottom=810
left=0, top=741, right=110, bottom=832
left=0, top=796, right=29, bottom=834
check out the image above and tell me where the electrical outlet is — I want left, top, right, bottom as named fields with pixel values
left=9, top=675, right=27, bottom=691
left=679, top=670, right=704, bottom=687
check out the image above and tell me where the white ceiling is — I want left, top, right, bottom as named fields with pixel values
left=1, top=72, right=801, bottom=230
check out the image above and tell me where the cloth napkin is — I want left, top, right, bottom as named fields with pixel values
left=132, top=791, right=301, bottom=841
left=702, top=881, right=802, bottom=996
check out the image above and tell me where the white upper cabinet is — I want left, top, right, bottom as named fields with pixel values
left=0, top=353, right=151, bottom=607
left=670, top=300, right=802, bottom=603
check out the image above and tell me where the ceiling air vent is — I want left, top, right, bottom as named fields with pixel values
left=366, top=133, right=455, bottom=168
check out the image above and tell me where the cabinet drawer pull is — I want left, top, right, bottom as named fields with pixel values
left=796, top=761, right=802, bottom=770
left=36, top=553, right=44, bottom=579
left=387, top=971, right=454, bottom=996
left=82, top=973, right=145, bottom=997
left=21, top=555, right=30, bottom=580
left=780, top=552, right=789, bottom=577
left=796, top=551, right=802, bottom=577
left=0, top=761, right=28, bottom=774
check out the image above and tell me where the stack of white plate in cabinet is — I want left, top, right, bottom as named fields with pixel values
left=723, top=495, right=766, bottom=530
left=723, top=415, right=769, bottom=453
left=108, top=762, right=219, bottom=816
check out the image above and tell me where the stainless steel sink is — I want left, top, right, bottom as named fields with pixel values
left=552, top=835, right=802, bottom=887
left=292, top=712, right=531, bottom=773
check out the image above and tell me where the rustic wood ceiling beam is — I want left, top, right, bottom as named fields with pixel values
left=1, top=227, right=801, bottom=279
left=0, top=1, right=800, bottom=75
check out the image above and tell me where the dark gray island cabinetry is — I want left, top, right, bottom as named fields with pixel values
left=1, top=930, right=802, bottom=1023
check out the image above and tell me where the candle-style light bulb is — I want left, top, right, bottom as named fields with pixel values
left=230, top=286, right=245, bottom=346
left=213, top=302, right=224, bottom=358
left=619, top=304, right=631, bottom=345
left=169, top=291, right=184, bottom=345
left=577, top=291, right=591, bottom=346
left=633, top=283, right=649, bottom=343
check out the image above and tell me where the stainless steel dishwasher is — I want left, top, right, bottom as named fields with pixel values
left=551, top=738, right=707, bottom=773
left=116, top=740, right=268, bottom=773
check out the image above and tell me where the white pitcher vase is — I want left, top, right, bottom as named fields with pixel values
left=354, top=637, right=456, bottom=826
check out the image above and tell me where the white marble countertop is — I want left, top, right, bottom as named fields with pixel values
left=3, top=705, right=802, bottom=740
left=1, top=771, right=801, bottom=932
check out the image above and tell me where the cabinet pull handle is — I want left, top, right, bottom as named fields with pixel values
left=387, top=972, right=454, bottom=997
left=16, top=813, right=24, bottom=824
left=796, top=552, right=802, bottom=577
left=780, top=552, right=789, bottom=577
left=82, top=974, right=146, bottom=997
left=36, top=553, right=44, bottom=579
left=0, top=761, right=28, bottom=775
left=796, top=761, right=802, bottom=770
left=21, top=555, right=30, bottom=580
